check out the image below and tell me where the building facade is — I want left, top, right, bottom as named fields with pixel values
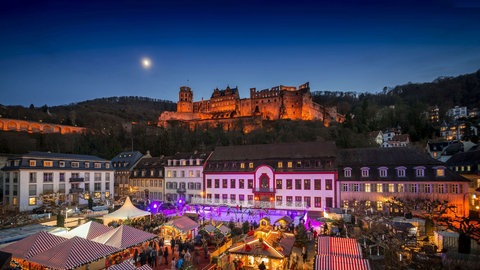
left=111, top=151, right=148, bottom=198
left=129, top=156, right=166, bottom=204
left=337, top=147, right=470, bottom=216
left=164, top=152, right=210, bottom=204
left=158, top=83, right=344, bottom=131
left=1, top=152, right=114, bottom=212
left=194, top=141, right=339, bottom=216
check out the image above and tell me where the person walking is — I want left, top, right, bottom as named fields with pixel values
left=164, top=246, right=169, bottom=265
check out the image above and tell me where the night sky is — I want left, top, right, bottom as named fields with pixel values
left=1, top=0, right=480, bottom=107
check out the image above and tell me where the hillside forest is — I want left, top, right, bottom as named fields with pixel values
left=1, top=69, right=479, bottom=159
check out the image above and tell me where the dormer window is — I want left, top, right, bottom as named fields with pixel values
left=361, top=167, right=369, bottom=177
left=29, top=160, right=37, bottom=167
left=435, top=167, right=445, bottom=177
left=43, top=160, right=53, bottom=167
left=415, top=166, right=425, bottom=177
left=378, top=167, right=388, bottom=178
left=278, top=162, right=283, bottom=168
left=396, top=166, right=406, bottom=177
left=343, top=168, right=352, bottom=178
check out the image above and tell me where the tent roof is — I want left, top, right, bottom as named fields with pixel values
left=274, top=215, right=293, bottom=224
left=0, top=231, right=67, bottom=260
left=103, top=197, right=151, bottom=221
left=63, top=221, right=114, bottom=240
left=164, top=216, right=199, bottom=233
left=315, top=255, right=371, bottom=270
left=29, top=236, right=119, bottom=270
left=92, top=225, right=157, bottom=249
left=317, top=236, right=363, bottom=258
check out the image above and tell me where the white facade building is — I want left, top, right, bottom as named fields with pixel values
left=1, top=151, right=114, bottom=212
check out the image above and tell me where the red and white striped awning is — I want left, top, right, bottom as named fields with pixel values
left=0, top=231, right=67, bottom=260
left=317, top=236, right=362, bottom=258
left=29, top=236, right=119, bottom=269
left=315, top=255, right=371, bottom=270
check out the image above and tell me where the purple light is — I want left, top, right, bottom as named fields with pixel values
left=153, top=203, right=158, bottom=209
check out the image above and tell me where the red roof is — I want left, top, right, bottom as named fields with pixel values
left=317, top=236, right=362, bottom=258
left=315, top=255, right=371, bottom=270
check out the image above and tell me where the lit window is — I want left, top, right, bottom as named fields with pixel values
left=240, top=163, right=245, bottom=169
left=365, top=183, right=371, bottom=192
left=94, top=163, right=101, bottom=168
left=28, top=197, right=37, bottom=206
left=278, top=162, right=283, bottom=168
left=436, top=168, right=445, bottom=177
left=72, top=162, right=79, bottom=168
left=43, top=161, right=53, bottom=167
left=85, top=162, right=90, bottom=168
left=287, top=162, right=293, bottom=168
left=249, top=162, right=254, bottom=168
left=29, top=160, right=37, bottom=167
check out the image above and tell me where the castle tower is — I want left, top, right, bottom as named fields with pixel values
left=177, top=86, right=193, bottom=113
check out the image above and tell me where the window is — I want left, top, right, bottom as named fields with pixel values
left=29, top=184, right=36, bottom=196
left=248, top=179, right=253, bottom=189
left=295, top=179, right=302, bottom=190
left=377, top=201, right=383, bottom=211
left=286, top=179, right=292, bottom=190
left=85, top=162, right=90, bottom=168
left=222, top=179, right=228, bottom=189
left=286, top=196, right=293, bottom=206
left=344, top=168, right=352, bottom=177
left=379, top=167, right=388, bottom=177
left=325, top=179, right=332, bottom=190
left=59, top=173, right=65, bottom=182
left=276, top=179, right=282, bottom=189
left=396, top=167, right=406, bottom=177
left=397, top=183, right=404, bottom=192
left=249, top=162, right=254, bottom=168
left=239, top=179, right=245, bottom=189
left=276, top=196, right=283, bottom=206
left=409, top=184, right=418, bottom=193
left=388, top=183, right=394, bottom=192
left=94, top=182, right=101, bottom=191
left=415, top=167, right=425, bottom=177
left=325, top=197, right=333, bottom=208
left=29, top=172, right=37, bottom=183
left=277, top=162, right=283, bottom=168
left=43, top=160, right=53, bottom=167
left=361, top=167, right=369, bottom=177
left=71, top=162, right=79, bottom=168
left=314, top=179, right=321, bottom=190
left=29, top=160, right=36, bottom=167
left=248, top=195, right=253, bottom=202
left=59, top=161, right=65, bottom=167
left=352, top=183, right=359, bottom=192
left=304, top=196, right=311, bottom=207
left=240, top=163, right=245, bottom=169
left=230, top=194, right=236, bottom=203
left=287, top=161, right=293, bottom=168
left=436, top=168, right=445, bottom=177
left=215, top=179, right=220, bottom=188
left=167, top=170, right=172, bottom=177
left=342, top=183, right=348, bottom=192
left=43, top=173, right=53, bottom=182
left=365, top=183, right=371, bottom=192
left=376, top=183, right=383, bottom=192
left=94, top=173, right=101, bottom=181
left=230, top=179, right=236, bottom=189
left=28, top=197, right=37, bottom=206
left=304, top=179, right=311, bottom=190
left=314, top=197, right=322, bottom=207
left=451, top=184, right=459, bottom=194
left=239, top=195, right=245, bottom=201
left=423, top=184, right=431, bottom=193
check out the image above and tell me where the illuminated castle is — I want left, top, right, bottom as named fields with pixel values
left=158, top=82, right=344, bottom=130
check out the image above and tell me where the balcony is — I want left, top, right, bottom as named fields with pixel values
left=70, top=188, right=84, bottom=193
left=252, top=187, right=275, bottom=194
left=70, top=177, right=84, bottom=182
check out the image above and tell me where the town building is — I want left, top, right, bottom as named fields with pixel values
left=1, top=152, right=114, bottom=212
left=111, top=151, right=148, bottom=198
left=129, top=156, right=166, bottom=205
left=337, top=147, right=470, bottom=216
left=446, top=146, right=480, bottom=217
left=446, top=106, right=468, bottom=120
left=194, top=141, right=339, bottom=217
left=164, top=151, right=210, bottom=204
left=0, top=118, right=86, bottom=134
left=158, top=83, right=344, bottom=131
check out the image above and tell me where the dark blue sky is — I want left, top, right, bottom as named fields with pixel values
left=1, top=0, right=480, bottom=106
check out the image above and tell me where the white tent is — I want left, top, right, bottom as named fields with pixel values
left=102, top=197, right=151, bottom=225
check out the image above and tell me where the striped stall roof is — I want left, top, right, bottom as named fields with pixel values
left=315, top=255, right=371, bottom=270
left=92, top=225, right=157, bottom=249
left=317, top=236, right=362, bottom=258
left=63, top=221, right=114, bottom=240
left=29, top=236, right=119, bottom=269
left=0, top=231, right=67, bottom=260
